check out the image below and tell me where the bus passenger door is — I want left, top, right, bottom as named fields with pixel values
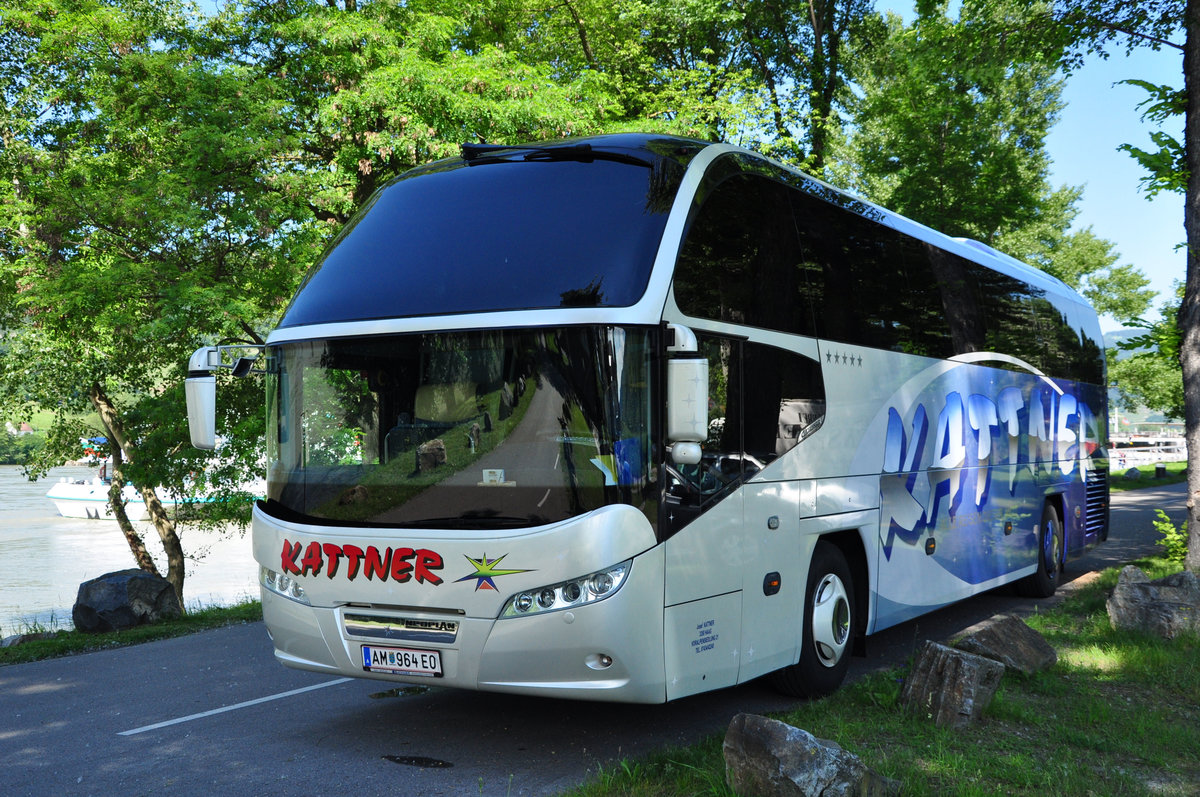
left=663, top=334, right=745, bottom=699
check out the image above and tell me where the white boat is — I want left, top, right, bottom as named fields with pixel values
left=46, top=460, right=263, bottom=520
left=45, top=477, right=166, bottom=521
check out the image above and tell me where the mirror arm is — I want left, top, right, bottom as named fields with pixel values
left=184, top=345, right=264, bottom=450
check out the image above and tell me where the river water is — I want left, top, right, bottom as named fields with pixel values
left=0, top=464, right=259, bottom=635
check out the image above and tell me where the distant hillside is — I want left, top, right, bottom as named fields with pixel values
left=1104, top=329, right=1138, bottom=348
left=1104, top=329, right=1145, bottom=359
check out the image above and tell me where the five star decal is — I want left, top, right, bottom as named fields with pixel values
left=824, top=350, right=864, bottom=367
left=454, top=553, right=532, bottom=591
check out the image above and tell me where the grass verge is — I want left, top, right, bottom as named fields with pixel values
left=0, top=599, right=262, bottom=666
left=564, top=556, right=1200, bottom=797
left=1109, top=460, right=1187, bottom=492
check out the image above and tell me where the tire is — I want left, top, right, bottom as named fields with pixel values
left=1019, top=503, right=1063, bottom=598
left=769, top=540, right=855, bottom=698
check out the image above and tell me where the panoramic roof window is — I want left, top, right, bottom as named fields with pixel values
left=279, top=139, right=697, bottom=328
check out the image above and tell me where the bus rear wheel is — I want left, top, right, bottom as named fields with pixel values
left=769, top=540, right=855, bottom=698
left=1019, top=503, right=1063, bottom=598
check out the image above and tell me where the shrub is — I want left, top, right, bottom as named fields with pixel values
left=1151, top=509, right=1189, bottom=564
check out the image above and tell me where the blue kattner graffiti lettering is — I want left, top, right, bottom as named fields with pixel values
left=881, top=384, right=1084, bottom=559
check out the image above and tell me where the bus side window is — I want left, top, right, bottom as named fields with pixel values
left=739, top=341, right=826, bottom=462
left=662, top=335, right=826, bottom=537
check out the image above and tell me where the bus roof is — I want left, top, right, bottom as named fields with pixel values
left=270, top=134, right=1095, bottom=343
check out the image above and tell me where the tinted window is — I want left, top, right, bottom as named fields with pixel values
left=265, top=327, right=658, bottom=530
left=280, top=141, right=697, bottom=327
left=673, top=155, right=1105, bottom=384
left=789, top=189, right=955, bottom=358
left=671, top=170, right=810, bottom=336
left=741, top=341, right=825, bottom=461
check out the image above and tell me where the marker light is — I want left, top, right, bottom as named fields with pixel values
left=261, top=566, right=311, bottom=605
left=501, top=560, right=631, bottom=618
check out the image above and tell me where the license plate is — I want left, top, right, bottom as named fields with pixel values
left=361, top=645, right=443, bottom=677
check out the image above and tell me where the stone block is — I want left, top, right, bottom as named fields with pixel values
left=723, top=713, right=901, bottom=797
left=953, top=613, right=1057, bottom=675
left=72, top=569, right=182, bottom=633
left=1108, top=566, right=1200, bottom=640
left=901, top=640, right=1004, bottom=729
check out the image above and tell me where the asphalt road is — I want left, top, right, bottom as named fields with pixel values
left=0, top=481, right=1186, bottom=796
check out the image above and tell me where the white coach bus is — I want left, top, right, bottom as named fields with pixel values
left=186, top=134, right=1109, bottom=702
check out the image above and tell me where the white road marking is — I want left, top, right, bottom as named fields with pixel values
left=118, top=677, right=353, bottom=736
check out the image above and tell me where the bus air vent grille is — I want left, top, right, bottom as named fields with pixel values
left=1084, top=467, right=1109, bottom=537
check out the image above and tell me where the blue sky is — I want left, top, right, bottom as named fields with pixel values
left=1047, top=45, right=1184, bottom=331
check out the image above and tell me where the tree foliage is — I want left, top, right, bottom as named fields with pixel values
left=1118, top=79, right=1188, bottom=197
left=1055, top=0, right=1194, bottom=570
left=849, top=0, right=1151, bottom=321
left=0, top=0, right=312, bottom=599
left=1110, top=286, right=1186, bottom=421
left=851, top=0, right=1066, bottom=238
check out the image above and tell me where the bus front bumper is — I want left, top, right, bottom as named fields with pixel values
left=259, top=547, right=668, bottom=703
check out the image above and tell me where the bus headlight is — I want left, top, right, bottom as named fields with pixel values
left=261, top=566, right=311, bottom=605
left=500, top=560, right=631, bottom=618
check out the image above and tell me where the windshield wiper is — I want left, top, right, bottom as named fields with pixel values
left=460, top=142, right=652, bottom=169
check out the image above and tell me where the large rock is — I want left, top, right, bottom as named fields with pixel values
left=417, top=438, right=447, bottom=473
left=900, top=640, right=1004, bottom=729
left=952, top=614, right=1057, bottom=675
left=72, top=569, right=182, bottom=633
left=723, top=713, right=901, bottom=797
left=1, top=632, right=57, bottom=648
left=1107, top=566, right=1200, bottom=640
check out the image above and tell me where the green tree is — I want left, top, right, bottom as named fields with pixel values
left=850, top=0, right=1063, bottom=238
left=722, top=0, right=876, bottom=170
left=850, top=0, right=1152, bottom=321
left=213, top=0, right=616, bottom=228
left=0, top=0, right=311, bottom=600
left=1109, top=287, right=1186, bottom=424
left=467, top=0, right=874, bottom=171
left=1056, top=0, right=1195, bottom=572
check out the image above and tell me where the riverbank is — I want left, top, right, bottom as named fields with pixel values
left=0, top=464, right=259, bottom=635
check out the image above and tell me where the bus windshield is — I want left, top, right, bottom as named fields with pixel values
left=264, top=327, right=657, bottom=530
left=277, top=139, right=699, bottom=328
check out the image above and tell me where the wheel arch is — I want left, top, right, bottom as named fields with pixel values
left=818, top=528, right=869, bottom=656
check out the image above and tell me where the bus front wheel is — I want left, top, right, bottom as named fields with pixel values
left=1019, top=503, right=1063, bottom=598
left=769, top=540, right=855, bottom=698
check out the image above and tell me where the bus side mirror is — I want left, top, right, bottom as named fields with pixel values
left=667, top=359, right=707, bottom=465
left=186, top=347, right=218, bottom=450
left=666, top=325, right=708, bottom=466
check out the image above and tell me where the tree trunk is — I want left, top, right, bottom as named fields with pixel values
left=107, top=448, right=161, bottom=576
left=88, top=381, right=188, bottom=604
left=139, top=483, right=187, bottom=607
left=1181, top=0, right=1200, bottom=573
left=562, top=0, right=596, bottom=66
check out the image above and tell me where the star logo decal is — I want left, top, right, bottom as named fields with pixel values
left=824, top=350, right=863, bottom=367
left=454, top=553, right=532, bottom=591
